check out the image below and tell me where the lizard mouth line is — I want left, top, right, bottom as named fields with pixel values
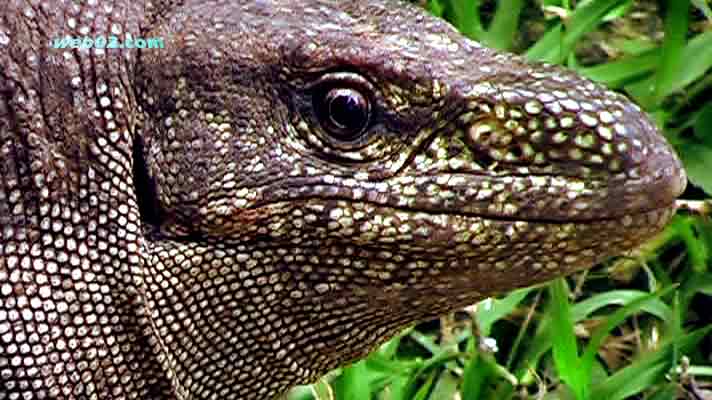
left=248, top=195, right=676, bottom=226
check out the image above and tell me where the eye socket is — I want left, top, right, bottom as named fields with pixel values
left=313, top=79, right=372, bottom=142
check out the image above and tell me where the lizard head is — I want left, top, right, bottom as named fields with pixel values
left=135, top=0, right=686, bottom=396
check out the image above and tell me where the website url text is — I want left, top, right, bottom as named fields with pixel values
left=50, top=35, right=165, bottom=49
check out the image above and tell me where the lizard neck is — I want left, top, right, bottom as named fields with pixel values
left=142, top=238, right=477, bottom=398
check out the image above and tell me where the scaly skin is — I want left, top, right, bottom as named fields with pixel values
left=0, top=0, right=686, bottom=399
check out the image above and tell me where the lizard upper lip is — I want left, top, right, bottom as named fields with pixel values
left=248, top=186, right=678, bottom=226
left=252, top=156, right=686, bottom=223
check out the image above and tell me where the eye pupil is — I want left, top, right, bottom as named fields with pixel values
left=318, top=87, right=371, bottom=141
left=329, top=89, right=366, bottom=129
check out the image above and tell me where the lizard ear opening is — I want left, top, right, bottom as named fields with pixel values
left=132, top=134, right=163, bottom=229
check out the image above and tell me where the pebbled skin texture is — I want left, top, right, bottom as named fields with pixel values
left=0, top=0, right=686, bottom=399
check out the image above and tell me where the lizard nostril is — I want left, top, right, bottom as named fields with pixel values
left=509, top=145, right=523, bottom=159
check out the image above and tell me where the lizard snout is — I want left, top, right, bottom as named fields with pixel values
left=439, top=65, right=688, bottom=221
left=608, top=101, right=687, bottom=211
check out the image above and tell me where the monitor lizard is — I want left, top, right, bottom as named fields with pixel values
left=0, top=0, right=687, bottom=399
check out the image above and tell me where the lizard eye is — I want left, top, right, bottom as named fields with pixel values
left=313, top=76, right=372, bottom=142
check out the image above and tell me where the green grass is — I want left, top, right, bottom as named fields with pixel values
left=287, top=1, right=712, bottom=399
